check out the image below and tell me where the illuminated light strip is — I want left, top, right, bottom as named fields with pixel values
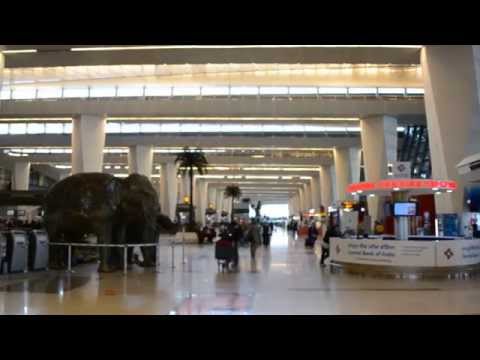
left=70, top=45, right=422, bottom=51
left=2, top=49, right=37, bottom=54
left=107, top=116, right=360, bottom=122
left=346, top=179, right=457, bottom=193
left=0, top=118, right=72, bottom=122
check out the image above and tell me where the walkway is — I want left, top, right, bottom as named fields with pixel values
left=1, top=228, right=480, bottom=314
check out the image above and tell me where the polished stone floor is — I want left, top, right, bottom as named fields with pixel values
left=2, top=228, right=480, bottom=315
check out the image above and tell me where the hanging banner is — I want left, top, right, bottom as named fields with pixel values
left=392, top=161, right=411, bottom=179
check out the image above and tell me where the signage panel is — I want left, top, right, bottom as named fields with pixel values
left=331, top=238, right=436, bottom=267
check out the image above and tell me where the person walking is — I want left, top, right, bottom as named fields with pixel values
left=262, top=221, right=271, bottom=246
left=248, top=220, right=262, bottom=260
left=320, top=224, right=338, bottom=266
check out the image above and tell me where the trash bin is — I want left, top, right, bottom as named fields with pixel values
left=0, top=233, right=7, bottom=274
left=28, top=230, right=49, bottom=271
left=5, top=230, right=28, bottom=273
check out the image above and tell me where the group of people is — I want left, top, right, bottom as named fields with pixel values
left=303, top=217, right=340, bottom=267
left=214, top=218, right=274, bottom=271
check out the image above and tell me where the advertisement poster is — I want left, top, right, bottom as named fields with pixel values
left=436, top=240, right=480, bottom=267
left=440, top=214, right=459, bottom=236
left=331, top=238, right=436, bottom=267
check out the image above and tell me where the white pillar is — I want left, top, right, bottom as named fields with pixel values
left=319, top=165, right=333, bottom=208
left=215, top=188, right=223, bottom=213
left=310, top=175, right=320, bottom=209
left=197, top=180, right=208, bottom=226
left=360, top=115, right=398, bottom=223
left=422, top=45, right=480, bottom=215
left=207, top=185, right=217, bottom=209
left=12, top=161, right=30, bottom=190
left=298, top=187, right=305, bottom=213
left=159, top=165, right=168, bottom=214
left=71, top=114, right=106, bottom=174
left=334, top=147, right=351, bottom=201
left=334, top=147, right=362, bottom=201
left=128, top=145, right=153, bottom=179
left=349, top=148, right=361, bottom=185
left=165, top=162, right=179, bottom=220
left=305, top=182, right=313, bottom=210
left=0, top=52, right=4, bottom=92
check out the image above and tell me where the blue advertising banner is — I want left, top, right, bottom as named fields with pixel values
left=441, top=214, right=459, bottom=236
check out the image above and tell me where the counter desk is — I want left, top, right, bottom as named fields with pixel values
left=330, top=236, right=480, bottom=278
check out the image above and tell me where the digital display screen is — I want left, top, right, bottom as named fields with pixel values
left=394, top=202, right=417, bottom=216
left=6, top=210, right=14, bottom=216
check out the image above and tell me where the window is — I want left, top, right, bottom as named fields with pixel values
left=144, top=86, right=171, bottom=96
left=106, top=122, right=121, bottom=133
left=180, top=123, right=202, bottom=133
left=406, top=88, right=424, bottom=95
left=63, top=87, right=89, bottom=98
left=140, top=123, right=161, bottom=133
left=201, top=86, right=229, bottom=96
left=0, top=124, right=9, bottom=134
left=318, top=87, right=347, bottom=95
left=230, top=86, right=259, bottom=96
left=9, top=123, right=27, bottom=134
left=117, top=86, right=144, bottom=97
left=259, top=86, right=289, bottom=95
left=45, top=123, right=65, bottom=134
left=37, top=87, right=62, bottom=99
left=121, top=123, right=140, bottom=133
left=0, top=87, right=11, bottom=100
left=262, top=124, right=284, bottom=132
left=172, top=86, right=201, bottom=96
left=289, top=87, right=317, bottom=95
left=89, top=86, right=116, bottom=98
left=348, top=87, right=377, bottom=95
left=27, top=123, right=45, bottom=134
left=11, top=88, right=36, bottom=100
left=378, top=87, right=405, bottom=95
left=161, top=123, right=181, bottom=132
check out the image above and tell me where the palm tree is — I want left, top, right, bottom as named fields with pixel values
left=224, top=184, right=242, bottom=222
left=175, top=146, right=208, bottom=226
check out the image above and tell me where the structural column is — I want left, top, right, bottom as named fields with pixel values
left=12, top=161, right=30, bottom=190
left=159, top=165, right=168, bottom=214
left=334, top=147, right=361, bottom=201
left=303, top=183, right=312, bottom=211
left=310, top=174, right=320, bottom=209
left=128, top=145, right=153, bottom=179
left=319, top=165, right=333, bottom=208
left=360, top=115, right=398, bottom=223
left=298, top=187, right=305, bottom=214
left=71, top=114, right=106, bottom=174
left=421, top=45, right=480, bottom=215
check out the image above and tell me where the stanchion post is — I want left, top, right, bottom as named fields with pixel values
left=171, top=239, right=175, bottom=269
left=123, top=244, right=128, bottom=276
left=182, top=225, right=186, bottom=264
left=67, top=244, right=72, bottom=272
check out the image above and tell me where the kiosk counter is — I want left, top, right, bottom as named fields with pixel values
left=330, top=237, right=480, bottom=277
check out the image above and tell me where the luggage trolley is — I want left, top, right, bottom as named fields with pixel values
left=215, top=240, right=236, bottom=272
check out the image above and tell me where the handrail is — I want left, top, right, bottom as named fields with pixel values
left=49, top=241, right=161, bottom=275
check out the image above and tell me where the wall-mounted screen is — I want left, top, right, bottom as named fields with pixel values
left=394, top=202, right=417, bottom=216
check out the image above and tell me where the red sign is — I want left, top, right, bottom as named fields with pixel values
left=346, top=179, right=457, bottom=194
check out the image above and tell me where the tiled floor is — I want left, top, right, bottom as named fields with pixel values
left=1, top=228, right=480, bottom=315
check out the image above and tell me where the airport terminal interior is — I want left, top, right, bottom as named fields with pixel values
left=1, top=45, right=480, bottom=315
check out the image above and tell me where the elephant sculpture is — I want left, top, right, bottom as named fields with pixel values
left=44, top=172, right=178, bottom=272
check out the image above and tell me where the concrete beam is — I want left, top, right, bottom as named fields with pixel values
left=3, top=47, right=422, bottom=68
left=0, top=97, right=425, bottom=118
